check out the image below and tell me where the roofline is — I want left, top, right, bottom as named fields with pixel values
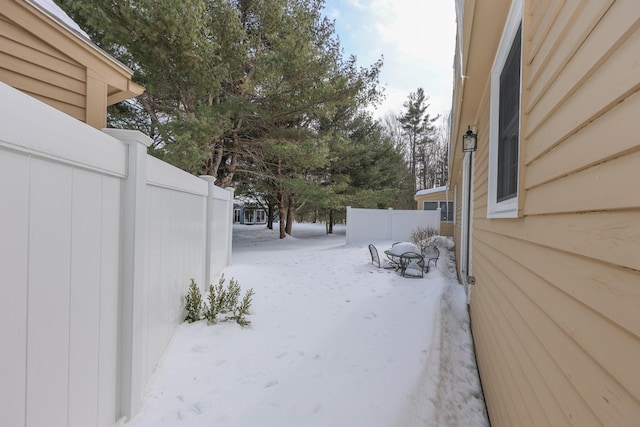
left=25, top=0, right=137, bottom=77
left=415, top=185, right=449, bottom=197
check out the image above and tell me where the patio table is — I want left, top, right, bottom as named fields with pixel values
left=384, top=242, right=420, bottom=272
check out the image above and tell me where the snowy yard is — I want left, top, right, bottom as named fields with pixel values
left=123, top=223, right=488, bottom=427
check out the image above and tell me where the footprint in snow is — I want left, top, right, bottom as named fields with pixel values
left=190, top=344, right=209, bottom=353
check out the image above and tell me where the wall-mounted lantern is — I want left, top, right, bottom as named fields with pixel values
left=462, top=126, right=477, bottom=152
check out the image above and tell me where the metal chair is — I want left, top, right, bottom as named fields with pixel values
left=369, top=244, right=395, bottom=269
left=399, top=251, right=425, bottom=278
left=422, top=246, right=440, bottom=272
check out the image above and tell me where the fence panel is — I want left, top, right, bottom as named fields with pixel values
left=0, top=82, right=124, bottom=427
left=142, top=155, right=208, bottom=386
left=1, top=82, right=234, bottom=426
left=211, top=185, right=234, bottom=279
left=346, top=206, right=441, bottom=245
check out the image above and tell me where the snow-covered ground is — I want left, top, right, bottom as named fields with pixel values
left=123, top=223, right=488, bottom=427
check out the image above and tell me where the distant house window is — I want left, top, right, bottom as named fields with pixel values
left=423, top=201, right=453, bottom=221
left=244, top=208, right=266, bottom=224
left=488, top=0, right=522, bottom=218
left=234, top=209, right=241, bottom=223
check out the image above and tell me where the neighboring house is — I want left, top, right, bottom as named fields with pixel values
left=449, top=0, right=640, bottom=425
left=414, top=185, right=454, bottom=236
left=233, top=202, right=267, bottom=225
left=0, top=0, right=143, bottom=128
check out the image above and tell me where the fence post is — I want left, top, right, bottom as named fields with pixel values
left=345, top=206, right=351, bottom=244
left=387, top=207, right=394, bottom=240
left=102, top=129, right=151, bottom=420
left=225, top=187, right=235, bottom=266
left=200, top=176, right=216, bottom=288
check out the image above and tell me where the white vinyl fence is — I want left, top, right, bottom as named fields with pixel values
left=0, top=82, right=233, bottom=427
left=345, top=206, right=441, bottom=245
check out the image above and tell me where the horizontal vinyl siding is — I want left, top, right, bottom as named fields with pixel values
left=439, top=222, right=454, bottom=237
left=469, top=0, right=640, bottom=426
left=0, top=14, right=86, bottom=121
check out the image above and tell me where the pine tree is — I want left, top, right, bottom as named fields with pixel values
left=398, top=88, right=439, bottom=190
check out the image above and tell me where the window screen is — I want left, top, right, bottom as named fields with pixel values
left=497, top=24, right=521, bottom=202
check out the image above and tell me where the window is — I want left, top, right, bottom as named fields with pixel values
left=440, top=201, right=454, bottom=222
left=234, top=209, right=241, bottom=223
left=244, top=208, right=266, bottom=224
left=423, top=201, right=453, bottom=221
left=498, top=24, right=521, bottom=202
left=488, top=0, right=522, bottom=218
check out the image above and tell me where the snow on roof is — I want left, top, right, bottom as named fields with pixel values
left=28, top=0, right=90, bottom=39
left=415, top=185, right=448, bottom=197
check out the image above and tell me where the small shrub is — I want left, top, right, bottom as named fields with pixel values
left=410, top=226, right=438, bottom=252
left=192, top=274, right=254, bottom=327
left=203, top=282, right=220, bottom=323
left=225, top=277, right=242, bottom=313
left=184, top=279, right=202, bottom=323
left=235, top=288, right=255, bottom=327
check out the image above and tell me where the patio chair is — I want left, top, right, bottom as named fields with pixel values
left=422, top=246, right=440, bottom=273
left=368, top=244, right=395, bottom=269
left=399, top=251, right=425, bottom=278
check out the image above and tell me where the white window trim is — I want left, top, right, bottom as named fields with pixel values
left=487, top=0, right=523, bottom=219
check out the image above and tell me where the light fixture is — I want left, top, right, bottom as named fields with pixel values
left=462, top=126, right=477, bottom=152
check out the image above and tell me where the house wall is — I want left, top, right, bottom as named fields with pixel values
left=453, top=1, right=640, bottom=426
left=0, top=13, right=87, bottom=122
left=0, top=0, right=143, bottom=129
left=414, top=188, right=454, bottom=236
left=0, top=82, right=234, bottom=426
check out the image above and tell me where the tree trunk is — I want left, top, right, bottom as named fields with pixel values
left=277, top=192, right=287, bottom=239
left=328, top=208, right=334, bottom=234
left=267, top=201, right=274, bottom=230
left=285, top=195, right=294, bottom=235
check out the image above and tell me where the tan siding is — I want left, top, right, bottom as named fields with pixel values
left=472, top=284, right=576, bottom=426
left=0, top=23, right=85, bottom=79
left=526, top=0, right=610, bottom=109
left=459, top=1, right=640, bottom=425
left=475, top=211, right=640, bottom=272
left=527, top=89, right=640, bottom=188
left=479, top=229, right=640, bottom=337
left=525, top=150, right=640, bottom=214
left=0, top=14, right=87, bottom=119
left=439, top=222, right=453, bottom=237
left=0, top=35, right=86, bottom=82
left=0, top=68, right=85, bottom=108
left=0, top=14, right=79, bottom=65
left=525, top=0, right=640, bottom=161
left=0, top=4, right=142, bottom=128
left=0, top=51, right=85, bottom=95
left=477, top=231, right=640, bottom=395
left=475, top=238, right=640, bottom=424
left=473, top=258, right=602, bottom=426
left=527, top=0, right=565, bottom=66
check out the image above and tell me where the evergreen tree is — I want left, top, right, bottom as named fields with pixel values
left=58, top=0, right=392, bottom=237
left=398, top=88, right=439, bottom=190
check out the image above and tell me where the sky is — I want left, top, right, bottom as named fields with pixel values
left=123, top=223, right=488, bottom=426
left=322, top=0, right=457, bottom=120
